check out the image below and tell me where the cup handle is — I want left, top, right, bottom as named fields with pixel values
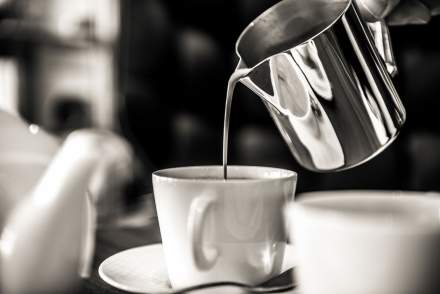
left=368, top=20, right=397, bottom=77
left=188, top=194, right=219, bottom=270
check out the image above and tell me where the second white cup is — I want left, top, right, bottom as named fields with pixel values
left=286, top=190, right=440, bottom=294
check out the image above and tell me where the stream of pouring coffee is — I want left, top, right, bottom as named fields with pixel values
left=222, top=67, right=252, bottom=179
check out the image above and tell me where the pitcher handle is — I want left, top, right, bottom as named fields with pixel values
left=368, top=20, right=397, bottom=76
left=354, top=0, right=398, bottom=76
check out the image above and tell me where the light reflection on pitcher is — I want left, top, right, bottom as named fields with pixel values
left=223, top=0, right=405, bottom=176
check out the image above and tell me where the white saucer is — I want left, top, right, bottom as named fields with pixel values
left=99, top=243, right=296, bottom=293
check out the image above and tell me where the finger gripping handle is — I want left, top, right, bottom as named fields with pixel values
left=368, top=20, right=397, bottom=76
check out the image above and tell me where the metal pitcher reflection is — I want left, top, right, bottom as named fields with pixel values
left=234, top=0, right=405, bottom=172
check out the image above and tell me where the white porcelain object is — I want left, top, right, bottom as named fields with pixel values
left=98, top=243, right=297, bottom=293
left=286, top=190, right=440, bottom=294
left=152, top=166, right=297, bottom=289
left=0, top=110, right=133, bottom=293
left=0, top=111, right=59, bottom=227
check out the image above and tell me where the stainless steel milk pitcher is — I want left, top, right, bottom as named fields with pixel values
left=235, top=0, right=406, bottom=172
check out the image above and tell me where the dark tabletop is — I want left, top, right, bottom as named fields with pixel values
left=80, top=195, right=163, bottom=293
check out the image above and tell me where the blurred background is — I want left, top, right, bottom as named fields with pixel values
left=1, top=0, right=439, bottom=199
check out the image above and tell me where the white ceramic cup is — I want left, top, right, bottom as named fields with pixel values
left=152, top=165, right=297, bottom=289
left=286, top=190, right=440, bottom=294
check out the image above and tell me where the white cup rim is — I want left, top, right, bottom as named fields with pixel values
left=152, top=165, right=297, bottom=184
left=286, top=190, right=440, bottom=231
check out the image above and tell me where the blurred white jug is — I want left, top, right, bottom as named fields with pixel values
left=0, top=110, right=133, bottom=293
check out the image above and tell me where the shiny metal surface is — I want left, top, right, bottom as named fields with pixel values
left=235, top=0, right=405, bottom=172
